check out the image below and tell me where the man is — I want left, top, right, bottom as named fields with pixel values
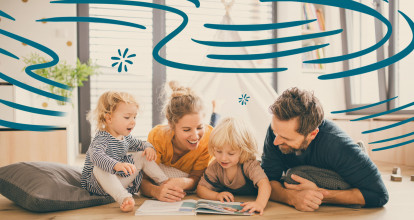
left=261, top=87, right=388, bottom=211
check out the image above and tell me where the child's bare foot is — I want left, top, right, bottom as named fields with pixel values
left=120, top=197, right=135, bottom=212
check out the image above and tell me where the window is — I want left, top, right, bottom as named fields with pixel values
left=344, top=0, right=413, bottom=114
left=88, top=3, right=154, bottom=140
left=396, top=1, right=414, bottom=111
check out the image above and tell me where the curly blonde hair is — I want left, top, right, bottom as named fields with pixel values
left=163, top=81, right=205, bottom=128
left=208, top=117, right=257, bottom=164
left=88, top=91, right=139, bottom=131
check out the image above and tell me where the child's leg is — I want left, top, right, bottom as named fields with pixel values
left=131, top=151, right=169, bottom=184
left=93, top=166, right=136, bottom=205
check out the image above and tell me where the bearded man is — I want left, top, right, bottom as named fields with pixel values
left=261, top=87, right=388, bottom=211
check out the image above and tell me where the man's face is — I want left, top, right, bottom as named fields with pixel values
left=270, top=115, right=315, bottom=154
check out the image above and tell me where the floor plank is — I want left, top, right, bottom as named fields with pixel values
left=0, top=161, right=413, bottom=219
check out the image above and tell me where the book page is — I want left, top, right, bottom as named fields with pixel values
left=135, top=199, right=197, bottom=215
left=196, top=199, right=253, bottom=216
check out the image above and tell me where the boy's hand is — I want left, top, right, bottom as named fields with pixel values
left=143, top=148, right=157, bottom=161
left=240, top=201, right=266, bottom=215
left=216, top=191, right=234, bottom=202
left=113, top=162, right=136, bottom=175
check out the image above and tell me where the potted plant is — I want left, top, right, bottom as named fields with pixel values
left=22, top=53, right=99, bottom=106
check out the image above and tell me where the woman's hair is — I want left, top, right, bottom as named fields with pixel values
left=88, top=91, right=139, bottom=131
left=208, top=117, right=257, bottom=164
left=163, top=81, right=205, bottom=128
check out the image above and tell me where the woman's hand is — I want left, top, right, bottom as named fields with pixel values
left=216, top=191, right=234, bottom=202
left=240, top=201, right=266, bottom=215
left=113, top=162, right=136, bottom=175
left=153, top=181, right=186, bottom=202
left=143, top=148, right=157, bottom=161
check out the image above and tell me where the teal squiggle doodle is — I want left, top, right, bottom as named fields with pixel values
left=38, top=17, right=146, bottom=29
left=370, top=132, right=414, bottom=144
left=0, top=9, right=15, bottom=21
left=262, top=0, right=392, bottom=65
left=0, top=29, right=71, bottom=91
left=207, top=44, right=329, bottom=60
left=0, top=99, right=65, bottom=116
left=204, top=19, right=316, bottom=31
left=49, top=0, right=287, bottom=73
left=331, top=97, right=398, bottom=114
left=192, top=29, right=342, bottom=47
left=0, top=48, right=19, bottom=60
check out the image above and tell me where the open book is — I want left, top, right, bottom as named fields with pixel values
left=135, top=199, right=253, bottom=216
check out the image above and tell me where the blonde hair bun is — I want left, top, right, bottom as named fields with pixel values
left=163, top=81, right=204, bottom=127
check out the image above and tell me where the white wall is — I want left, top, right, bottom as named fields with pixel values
left=276, top=2, right=346, bottom=116
left=0, top=0, right=78, bottom=164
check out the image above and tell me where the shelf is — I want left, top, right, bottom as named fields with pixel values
left=301, top=3, right=327, bottom=74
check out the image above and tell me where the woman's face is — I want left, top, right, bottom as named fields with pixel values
left=172, top=113, right=205, bottom=152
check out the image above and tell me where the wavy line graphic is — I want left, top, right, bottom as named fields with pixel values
left=369, top=131, right=414, bottom=144
left=0, top=0, right=412, bottom=150
left=0, top=9, right=15, bottom=21
left=192, top=29, right=342, bottom=47
left=49, top=0, right=286, bottom=73
left=262, top=0, right=392, bottom=65
left=0, top=29, right=70, bottom=91
left=207, top=44, right=329, bottom=60
left=0, top=11, right=69, bottom=131
left=204, top=19, right=317, bottom=31
left=331, top=97, right=398, bottom=114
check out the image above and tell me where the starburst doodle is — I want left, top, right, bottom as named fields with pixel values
left=238, top=94, right=250, bottom=105
left=111, top=48, right=136, bottom=73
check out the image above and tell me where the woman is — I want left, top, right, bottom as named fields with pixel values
left=140, top=81, right=214, bottom=202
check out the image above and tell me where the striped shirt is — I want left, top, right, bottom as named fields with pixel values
left=81, top=130, right=154, bottom=195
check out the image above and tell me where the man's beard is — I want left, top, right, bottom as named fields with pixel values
left=279, top=138, right=310, bottom=155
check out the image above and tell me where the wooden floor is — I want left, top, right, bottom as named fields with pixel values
left=1, top=161, right=413, bottom=220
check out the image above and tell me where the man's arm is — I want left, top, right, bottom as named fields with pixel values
left=284, top=174, right=365, bottom=206
left=270, top=180, right=325, bottom=212
left=323, top=188, right=365, bottom=205
left=328, top=140, right=389, bottom=207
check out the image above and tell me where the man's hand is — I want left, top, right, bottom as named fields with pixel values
left=142, top=148, right=157, bottom=161
left=289, top=189, right=328, bottom=211
left=113, top=162, right=136, bottom=175
left=284, top=174, right=319, bottom=191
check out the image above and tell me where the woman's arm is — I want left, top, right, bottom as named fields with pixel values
left=166, top=169, right=205, bottom=191
left=140, top=177, right=186, bottom=202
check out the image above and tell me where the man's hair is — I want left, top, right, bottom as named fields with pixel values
left=269, top=87, right=324, bottom=135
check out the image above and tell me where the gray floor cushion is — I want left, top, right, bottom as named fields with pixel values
left=282, top=165, right=351, bottom=190
left=0, top=161, right=114, bottom=212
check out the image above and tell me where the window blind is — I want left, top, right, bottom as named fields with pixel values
left=89, top=2, right=154, bottom=139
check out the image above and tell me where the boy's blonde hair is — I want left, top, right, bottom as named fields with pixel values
left=88, top=91, right=139, bottom=131
left=163, top=81, right=205, bottom=129
left=208, top=117, right=257, bottom=164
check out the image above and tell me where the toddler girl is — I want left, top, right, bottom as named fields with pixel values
left=197, top=117, right=271, bottom=215
left=81, top=91, right=168, bottom=212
